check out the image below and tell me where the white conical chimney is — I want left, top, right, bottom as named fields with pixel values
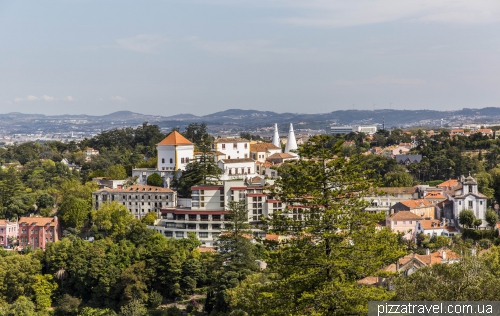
left=285, top=123, right=298, bottom=155
left=272, top=123, right=281, bottom=148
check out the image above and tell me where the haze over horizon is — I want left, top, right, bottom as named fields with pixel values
left=1, top=0, right=499, bottom=116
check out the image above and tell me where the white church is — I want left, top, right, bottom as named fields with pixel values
left=132, top=124, right=299, bottom=186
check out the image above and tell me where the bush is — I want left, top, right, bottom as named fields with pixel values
left=147, top=173, right=163, bottom=187
left=54, top=294, right=81, bottom=316
left=148, top=291, right=163, bottom=308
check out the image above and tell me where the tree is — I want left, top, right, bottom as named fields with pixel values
left=119, top=299, right=147, bottom=316
left=176, top=140, right=222, bottom=197
left=486, top=208, right=499, bottom=229
left=383, top=171, right=414, bottom=187
left=106, top=165, right=127, bottom=180
left=141, top=212, right=157, bottom=226
left=58, top=196, right=91, bottom=229
left=6, top=296, right=36, bottom=316
left=459, top=209, right=476, bottom=228
left=92, top=202, right=134, bottom=240
left=259, top=135, right=406, bottom=314
left=146, top=173, right=163, bottom=187
left=31, top=274, right=58, bottom=310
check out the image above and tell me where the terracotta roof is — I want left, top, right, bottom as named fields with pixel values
left=424, top=192, right=446, bottom=200
left=96, top=185, right=174, bottom=193
left=400, top=199, right=433, bottom=208
left=198, top=247, right=217, bottom=253
left=256, top=161, right=272, bottom=167
left=358, top=276, right=379, bottom=286
left=157, top=131, right=193, bottom=146
left=419, top=219, right=442, bottom=230
left=265, top=234, right=280, bottom=241
left=215, top=137, right=249, bottom=143
left=388, top=211, right=422, bottom=221
left=250, top=143, right=281, bottom=153
left=19, top=216, right=58, bottom=227
left=437, top=179, right=458, bottom=188
left=267, top=153, right=296, bottom=159
left=0, top=219, right=15, bottom=225
left=476, top=129, right=493, bottom=134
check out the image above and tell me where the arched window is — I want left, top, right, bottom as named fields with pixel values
left=162, top=158, right=165, bottom=163
left=170, top=158, right=173, bottom=163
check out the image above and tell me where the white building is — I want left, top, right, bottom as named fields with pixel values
left=330, top=125, right=377, bottom=135
left=330, top=126, right=353, bottom=134
left=250, top=143, right=282, bottom=163
left=157, top=131, right=194, bottom=171
left=92, top=185, right=177, bottom=219
left=352, top=125, right=377, bottom=135
left=213, top=137, right=250, bottom=160
left=445, top=175, right=487, bottom=228
left=218, top=158, right=257, bottom=181
left=132, top=131, right=194, bottom=186
left=150, top=178, right=285, bottom=247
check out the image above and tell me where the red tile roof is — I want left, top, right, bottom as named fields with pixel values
left=400, top=199, right=433, bottom=208
left=157, top=131, right=193, bottom=146
left=437, top=179, right=458, bottom=188
left=388, top=211, right=422, bottom=221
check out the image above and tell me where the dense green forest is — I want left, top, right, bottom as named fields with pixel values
left=1, top=124, right=500, bottom=314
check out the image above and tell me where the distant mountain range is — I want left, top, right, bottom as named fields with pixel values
left=1, top=107, right=500, bottom=135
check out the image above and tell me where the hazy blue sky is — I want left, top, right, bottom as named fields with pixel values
left=1, top=0, right=499, bottom=116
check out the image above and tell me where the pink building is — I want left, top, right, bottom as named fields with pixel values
left=18, top=216, right=61, bottom=250
left=385, top=211, right=421, bottom=241
left=0, top=220, right=19, bottom=248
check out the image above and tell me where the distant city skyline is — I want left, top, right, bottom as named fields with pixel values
left=1, top=0, right=499, bottom=116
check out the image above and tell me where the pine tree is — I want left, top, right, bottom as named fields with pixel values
left=257, top=135, right=406, bottom=314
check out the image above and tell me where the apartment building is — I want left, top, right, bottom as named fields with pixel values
left=0, top=219, right=18, bottom=248
left=92, top=185, right=177, bottom=219
left=150, top=178, right=284, bottom=247
left=18, top=216, right=60, bottom=250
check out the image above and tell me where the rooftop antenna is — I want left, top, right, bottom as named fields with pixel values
left=373, top=103, right=376, bottom=111
left=383, top=116, right=385, bottom=131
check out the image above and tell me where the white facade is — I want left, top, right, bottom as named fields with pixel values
left=213, top=138, right=250, bottom=160
left=150, top=179, right=285, bottom=247
left=92, top=185, right=177, bottom=219
left=353, top=125, right=377, bottom=135
left=157, top=145, right=193, bottom=171
left=445, top=175, right=487, bottom=228
left=330, top=126, right=353, bottom=134
left=218, top=158, right=257, bottom=180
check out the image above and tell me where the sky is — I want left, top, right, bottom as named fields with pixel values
left=1, top=0, right=500, bottom=116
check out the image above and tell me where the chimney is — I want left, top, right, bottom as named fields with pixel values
left=442, top=251, right=446, bottom=260
left=425, top=248, right=430, bottom=255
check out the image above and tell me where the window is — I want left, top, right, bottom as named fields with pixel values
left=199, top=232, right=208, bottom=238
left=402, top=221, right=406, bottom=224
left=409, top=221, right=412, bottom=224
left=170, top=158, right=173, bottom=163
left=480, top=201, right=483, bottom=205
left=248, top=167, right=251, bottom=174
left=244, top=143, right=247, bottom=149
left=164, top=231, right=173, bottom=237
left=469, top=201, right=473, bottom=208
left=181, top=158, right=185, bottom=163
left=222, top=144, right=226, bottom=149
left=162, top=158, right=165, bottom=163
left=186, top=158, right=189, bottom=163
left=175, top=232, right=184, bottom=238
left=233, top=143, right=237, bottom=149
left=220, top=202, right=224, bottom=207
